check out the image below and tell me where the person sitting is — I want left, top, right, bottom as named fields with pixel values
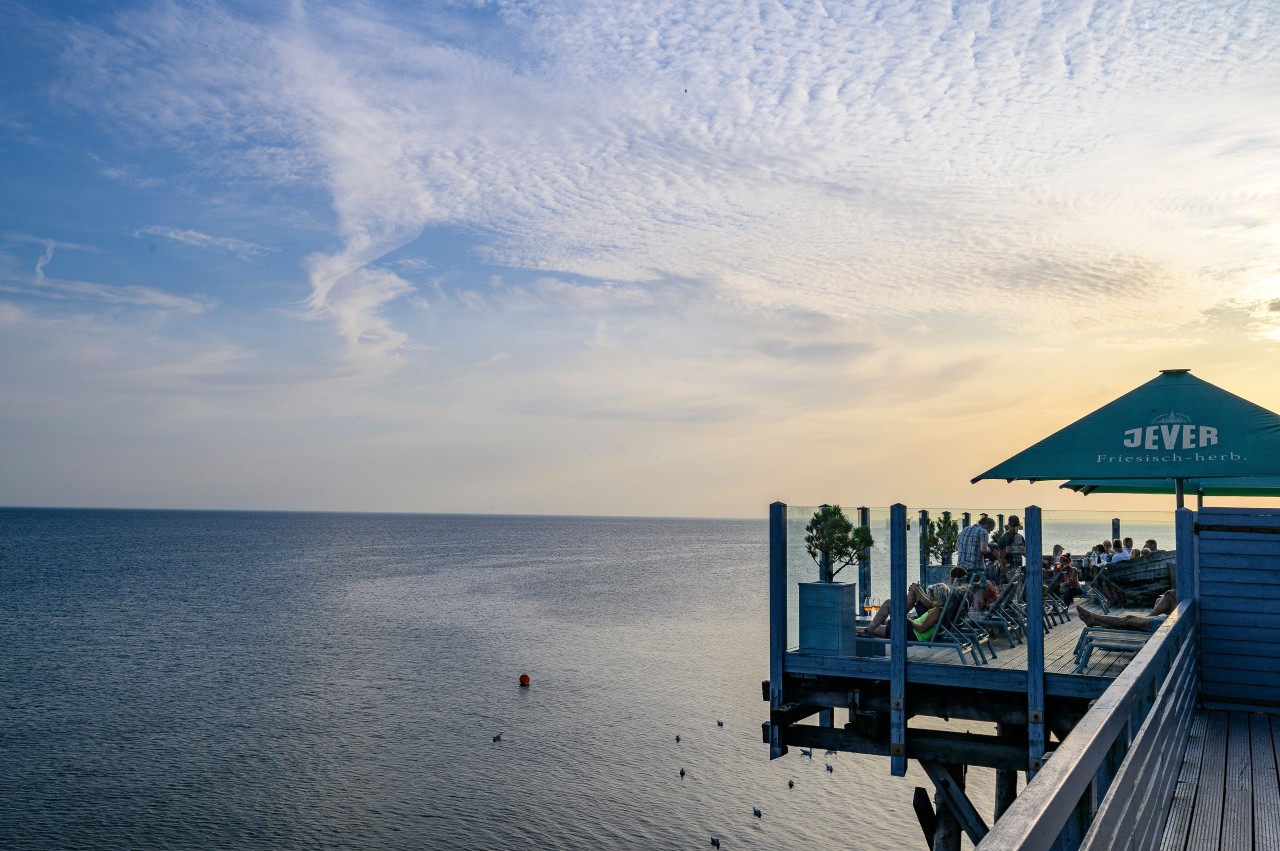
left=1122, top=537, right=1135, bottom=556
left=861, top=582, right=949, bottom=641
left=1054, top=556, right=1083, bottom=604
left=1108, top=539, right=1131, bottom=563
left=1143, top=538, right=1160, bottom=556
left=1076, top=590, right=1177, bottom=631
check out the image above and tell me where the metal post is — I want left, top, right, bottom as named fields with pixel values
left=962, top=512, right=972, bottom=528
left=890, top=503, right=908, bottom=777
left=1111, top=517, right=1120, bottom=542
left=768, top=501, right=788, bottom=759
left=1174, top=478, right=1185, bottom=509
left=858, top=506, right=871, bottom=610
left=1025, top=505, right=1045, bottom=776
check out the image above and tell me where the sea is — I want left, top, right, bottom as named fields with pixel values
left=1, top=507, right=1173, bottom=850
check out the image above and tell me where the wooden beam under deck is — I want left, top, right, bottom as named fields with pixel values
left=768, top=681, right=1092, bottom=731
left=768, top=721, right=1035, bottom=772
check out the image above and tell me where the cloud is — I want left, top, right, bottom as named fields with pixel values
left=134, top=226, right=272, bottom=259
left=48, top=0, right=1280, bottom=363
left=1, top=236, right=210, bottom=314
left=0, top=276, right=212, bottom=313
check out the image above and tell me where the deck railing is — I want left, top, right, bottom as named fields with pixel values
left=976, top=599, right=1200, bottom=851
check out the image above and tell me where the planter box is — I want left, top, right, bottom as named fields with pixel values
left=923, top=564, right=952, bottom=587
left=798, top=581, right=858, bottom=656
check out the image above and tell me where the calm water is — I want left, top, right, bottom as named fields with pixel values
left=4, top=508, right=994, bottom=851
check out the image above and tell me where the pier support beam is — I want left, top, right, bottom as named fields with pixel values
left=768, top=501, right=788, bottom=759
left=994, top=724, right=1022, bottom=819
left=889, top=503, right=908, bottom=777
left=1025, top=505, right=1046, bottom=776
left=921, top=761, right=989, bottom=850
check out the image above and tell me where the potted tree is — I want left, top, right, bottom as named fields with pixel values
left=798, top=505, right=875, bottom=655
left=924, top=510, right=959, bottom=566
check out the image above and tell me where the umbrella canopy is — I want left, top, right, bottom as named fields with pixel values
left=1060, top=477, right=1280, bottom=496
left=972, top=369, right=1280, bottom=485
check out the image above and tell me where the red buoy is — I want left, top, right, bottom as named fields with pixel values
left=519, top=673, right=531, bottom=687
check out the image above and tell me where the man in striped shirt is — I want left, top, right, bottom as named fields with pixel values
left=957, top=516, right=995, bottom=573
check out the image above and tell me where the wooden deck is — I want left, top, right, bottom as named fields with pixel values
left=1160, top=709, right=1280, bottom=851
left=902, top=607, right=1147, bottom=680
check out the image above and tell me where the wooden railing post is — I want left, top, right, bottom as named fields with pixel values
left=858, top=506, right=871, bottom=610
left=919, top=509, right=930, bottom=584
left=1025, top=505, right=1045, bottom=776
left=768, top=501, right=788, bottom=759
left=890, top=503, right=908, bottom=777
left=1174, top=508, right=1196, bottom=604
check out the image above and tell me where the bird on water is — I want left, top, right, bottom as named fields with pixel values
left=788, top=779, right=794, bottom=789
left=799, top=748, right=812, bottom=758
left=679, top=768, right=685, bottom=778
left=711, top=838, right=720, bottom=848
left=753, top=807, right=762, bottom=819
left=716, top=720, right=724, bottom=727
left=492, top=733, right=502, bottom=742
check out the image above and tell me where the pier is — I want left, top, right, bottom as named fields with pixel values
left=763, top=504, right=1280, bottom=850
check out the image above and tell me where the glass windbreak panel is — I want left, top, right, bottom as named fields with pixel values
left=777, top=503, right=1178, bottom=652
left=784, top=505, right=822, bottom=650
left=1035, top=509, right=1175, bottom=559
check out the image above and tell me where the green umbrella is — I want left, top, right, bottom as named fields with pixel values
left=972, top=369, right=1280, bottom=507
left=1060, top=477, right=1280, bottom=497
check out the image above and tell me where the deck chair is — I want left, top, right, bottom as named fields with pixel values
left=1043, top=588, right=1071, bottom=625
left=988, top=573, right=1031, bottom=645
left=1073, top=626, right=1149, bottom=673
left=964, top=577, right=1025, bottom=649
left=996, top=572, right=1049, bottom=638
left=940, top=577, right=996, bottom=664
left=857, top=582, right=989, bottom=666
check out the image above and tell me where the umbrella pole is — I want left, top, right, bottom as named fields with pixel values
left=1175, top=478, right=1185, bottom=509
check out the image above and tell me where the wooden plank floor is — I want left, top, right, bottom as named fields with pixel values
left=904, top=608, right=1148, bottom=680
left=1159, top=709, right=1280, bottom=851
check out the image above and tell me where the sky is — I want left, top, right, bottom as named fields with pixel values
left=1, top=0, right=1279, bottom=518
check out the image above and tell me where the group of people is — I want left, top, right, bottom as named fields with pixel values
left=861, top=515, right=1024, bottom=640
left=1088, top=537, right=1160, bottom=566
left=858, top=515, right=1172, bottom=641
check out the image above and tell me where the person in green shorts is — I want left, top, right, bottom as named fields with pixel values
left=860, top=582, right=949, bottom=641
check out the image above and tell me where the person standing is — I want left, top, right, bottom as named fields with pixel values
left=957, top=516, right=996, bottom=574
left=988, top=516, right=1023, bottom=584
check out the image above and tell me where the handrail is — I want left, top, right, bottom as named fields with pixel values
left=976, top=600, right=1196, bottom=851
